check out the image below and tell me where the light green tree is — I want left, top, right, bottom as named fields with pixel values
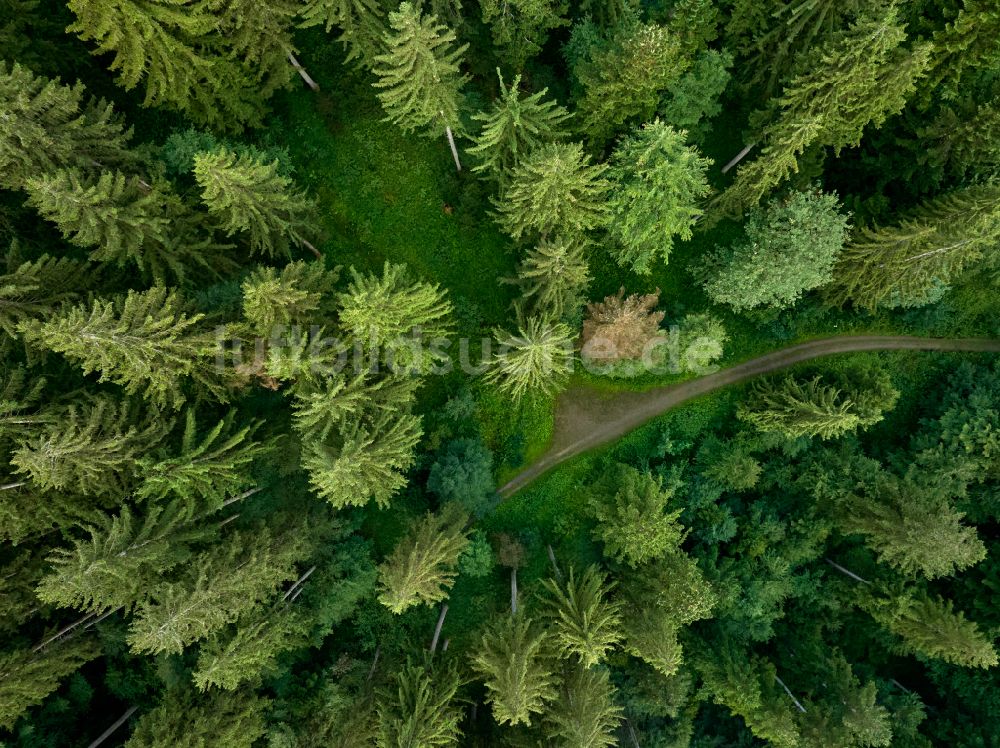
left=0, top=253, right=89, bottom=336
left=19, top=288, right=224, bottom=408
left=539, top=565, right=623, bottom=667
left=376, top=660, right=464, bottom=747
left=377, top=505, right=470, bottom=614
left=472, top=614, right=557, bottom=726
left=300, top=0, right=387, bottom=68
left=0, top=61, right=136, bottom=190
left=241, top=261, right=339, bottom=335
left=469, top=70, right=571, bottom=182
left=494, top=142, right=610, bottom=241
left=827, top=184, right=1000, bottom=310
left=373, top=3, right=469, bottom=171
left=126, top=688, right=269, bottom=747
left=589, top=464, right=686, bottom=567
left=67, top=0, right=265, bottom=130
left=544, top=665, right=622, bottom=748
left=514, top=236, right=591, bottom=321
left=486, top=316, right=575, bottom=401
left=606, top=120, right=712, bottom=274
left=699, top=190, right=850, bottom=311
left=194, top=146, right=318, bottom=258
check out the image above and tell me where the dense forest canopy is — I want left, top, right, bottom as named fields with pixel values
left=1, top=0, right=1000, bottom=745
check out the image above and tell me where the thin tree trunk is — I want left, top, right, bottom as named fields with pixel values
left=367, top=645, right=381, bottom=682
left=890, top=678, right=912, bottom=694
left=87, top=706, right=138, bottom=748
left=0, top=481, right=26, bottom=491
left=444, top=123, right=462, bottom=172
left=222, top=486, right=263, bottom=508
left=283, top=565, right=317, bottom=602
left=85, top=606, right=122, bottom=630
left=300, top=238, right=323, bottom=260
left=442, top=638, right=450, bottom=652
left=721, top=142, right=757, bottom=174
left=775, top=674, right=807, bottom=713
left=33, top=611, right=97, bottom=652
left=625, top=717, right=642, bottom=748
left=510, top=567, right=518, bottom=615
left=825, top=558, right=870, bottom=584
left=546, top=545, right=563, bottom=582
left=430, top=604, right=449, bottom=653
left=286, top=49, right=320, bottom=92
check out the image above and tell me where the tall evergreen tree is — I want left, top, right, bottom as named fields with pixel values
left=539, top=565, right=623, bottom=667
left=218, top=0, right=299, bottom=99
left=19, top=288, right=224, bottom=408
left=712, top=9, right=931, bottom=219
left=241, top=261, right=339, bottom=335
left=376, top=505, right=470, bottom=614
left=827, top=184, right=1000, bottom=310
left=486, top=316, right=575, bottom=401
left=922, top=0, right=1000, bottom=101
left=472, top=614, right=557, bottom=726
left=514, top=236, right=591, bottom=321
left=0, top=61, right=136, bottom=190
left=606, top=120, right=712, bottom=274
left=11, top=397, right=171, bottom=496
left=479, top=0, right=569, bottom=69
left=67, top=0, right=266, bottom=130
left=194, top=146, right=318, bottom=258
left=0, top=638, right=100, bottom=731
left=375, top=660, right=464, bottom=748
left=372, top=3, right=469, bottom=171
left=494, top=142, right=610, bottom=242
left=544, top=664, right=622, bottom=748
left=126, top=688, right=270, bottom=747
left=469, top=70, right=571, bottom=182
left=0, top=253, right=89, bottom=336
left=127, top=527, right=308, bottom=655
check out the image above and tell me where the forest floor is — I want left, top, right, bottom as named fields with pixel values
left=498, top=335, right=1000, bottom=496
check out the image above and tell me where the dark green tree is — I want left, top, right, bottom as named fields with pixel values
left=126, top=688, right=269, bottom=747
left=479, top=0, right=569, bottom=70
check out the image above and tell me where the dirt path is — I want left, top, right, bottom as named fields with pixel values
left=498, top=335, right=1000, bottom=497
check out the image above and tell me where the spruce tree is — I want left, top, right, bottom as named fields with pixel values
left=606, top=121, right=712, bottom=274
left=67, top=0, right=265, bottom=130
left=34, top=500, right=214, bottom=613
left=479, top=0, right=568, bottom=70
left=11, top=397, right=171, bottom=497
left=0, top=61, right=136, bottom=190
left=712, top=9, right=931, bottom=218
left=300, top=0, right=387, bottom=68
left=136, top=410, right=272, bottom=513
left=218, top=0, right=299, bottom=99
left=875, top=593, right=998, bottom=669
left=24, top=170, right=171, bottom=268
left=376, top=505, right=470, bottom=614
left=469, top=71, right=571, bottom=183
left=589, top=464, right=686, bottom=567
left=241, top=261, right=339, bottom=335
left=472, top=614, right=557, bottom=726
left=372, top=2, right=469, bottom=171
left=572, top=19, right=688, bottom=146
left=514, top=236, right=591, bottom=321
left=127, top=527, right=308, bottom=655
left=126, top=688, right=269, bottom=747
left=544, top=665, right=622, bottom=748
left=923, top=0, right=1000, bottom=101
left=375, top=660, right=464, bottom=748
left=827, top=184, right=1000, bottom=310
left=194, top=146, right=318, bottom=258
left=0, top=638, right=100, bottom=731
left=539, top=565, right=623, bottom=667
left=292, top=372, right=419, bottom=444
left=486, top=316, right=575, bottom=401
left=494, top=142, right=610, bottom=242
left=0, top=252, right=88, bottom=336
left=19, top=288, right=224, bottom=408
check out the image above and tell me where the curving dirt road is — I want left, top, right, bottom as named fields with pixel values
left=498, top=335, right=1000, bottom=497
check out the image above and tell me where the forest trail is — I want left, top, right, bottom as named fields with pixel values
left=498, top=335, right=1000, bottom=497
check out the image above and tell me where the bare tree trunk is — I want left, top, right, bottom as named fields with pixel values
left=367, top=645, right=381, bottom=682
left=721, top=142, right=757, bottom=174
left=444, top=124, right=462, bottom=173
left=442, top=638, right=450, bottom=652
left=825, top=558, right=870, bottom=585
left=510, top=567, right=518, bottom=614
left=87, top=706, right=138, bottom=748
left=33, top=611, right=97, bottom=652
left=222, top=486, right=263, bottom=508
left=430, top=604, right=449, bottom=653
left=300, top=238, right=323, bottom=260
left=546, top=545, right=563, bottom=582
left=286, top=49, right=320, bottom=92
left=625, top=717, right=642, bottom=748
left=283, top=565, right=317, bottom=602
left=775, top=674, right=807, bottom=713
left=0, top=481, right=27, bottom=491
